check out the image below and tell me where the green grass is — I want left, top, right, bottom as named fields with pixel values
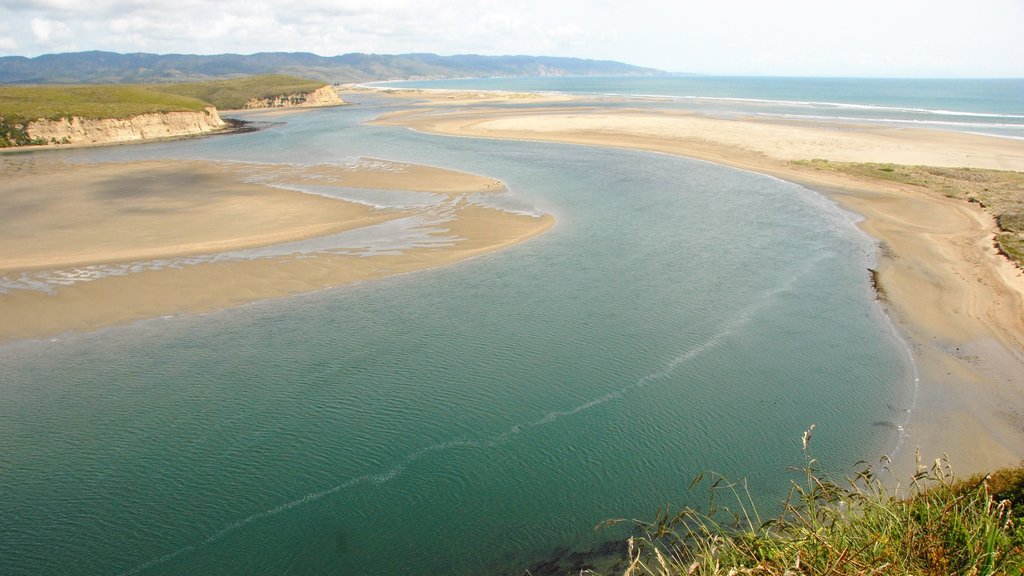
left=150, top=74, right=326, bottom=110
left=0, top=74, right=326, bottom=125
left=794, top=160, right=1024, bottom=270
left=0, top=85, right=209, bottom=124
left=613, top=428, right=1024, bottom=575
left=0, top=74, right=331, bottom=146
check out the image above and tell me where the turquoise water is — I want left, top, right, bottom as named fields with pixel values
left=379, top=76, right=1024, bottom=140
left=1, top=96, right=912, bottom=574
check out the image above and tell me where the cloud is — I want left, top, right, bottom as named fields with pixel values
left=1, top=0, right=1022, bottom=76
left=0, top=21, right=16, bottom=50
left=29, top=16, right=71, bottom=45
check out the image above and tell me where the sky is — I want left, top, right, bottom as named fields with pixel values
left=1, top=0, right=1022, bottom=77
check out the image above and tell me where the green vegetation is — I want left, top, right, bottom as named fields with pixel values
left=0, top=74, right=329, bottom=146
left=0, top=74, right=324, bottom=124
left=794, top=160, right=1024, bottom=269
left=0, top=116, right=45, bottom=147
left=0, top=84, right=208, bottom=125
left=150, top=74, right=325, bottom=110
left=616, top=429, right=1024, bottom=575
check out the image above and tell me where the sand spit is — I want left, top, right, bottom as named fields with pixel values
left=341, top=84, right=576, bottom=106
left=0, top=158, right=552, bottom=342
left=374, top=101, right=1024, bottom=478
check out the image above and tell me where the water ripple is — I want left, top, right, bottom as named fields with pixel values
left=114, top=250, right=819, bottom=576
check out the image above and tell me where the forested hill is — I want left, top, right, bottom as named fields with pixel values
left=0, top=51, right=663, bottom=84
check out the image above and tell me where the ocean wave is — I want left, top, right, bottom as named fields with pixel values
left=749, top=112, right=1024, bottom=130
left=672, top=95, right=1024, bottom=120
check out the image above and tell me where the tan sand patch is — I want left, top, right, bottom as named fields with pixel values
left=0, top=158, right=552, bottom=342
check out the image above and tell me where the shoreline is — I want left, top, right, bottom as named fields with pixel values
left=0, top=116, right=255, bottom=154
left=366, top=94, right=1024, bottom=479
left=1, top=97, right=345, bottom=154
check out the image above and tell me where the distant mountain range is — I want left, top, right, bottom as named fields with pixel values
left=0, top=51, right=664, bottom=84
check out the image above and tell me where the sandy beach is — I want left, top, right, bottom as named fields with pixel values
left=370, top=95, right=1024, bottom=478
left=0, top=157, right=552, bottom=342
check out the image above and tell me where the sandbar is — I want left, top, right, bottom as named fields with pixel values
left=371, top=97, right=1024, bottom=479
left=0, top=157, right=552, bottom=342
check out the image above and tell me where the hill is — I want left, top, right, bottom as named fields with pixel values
left=147, top=75, right=327, bottom=110
left=0, top=74, right=339, bottom=147
left=0, top=51, right=664, bottom=84
left=0, top=75, right=330, bottom=124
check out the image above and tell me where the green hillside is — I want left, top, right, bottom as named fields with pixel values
left=0, top=74, right=330, bottom=146
left=0, top=74, right=325, bottom=124
left=151, top=74, right=325, bottom=110
left=0, top=84, right=208, bottom=125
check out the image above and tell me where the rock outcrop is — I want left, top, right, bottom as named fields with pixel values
left=25, top=106, right=226, bottom=146
left=244, top=85, right=344, bottom=109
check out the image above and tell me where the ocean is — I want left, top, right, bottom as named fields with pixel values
left=378, top=76, right=1024, bottom=140
left=0, top=77, right=986, bottom=575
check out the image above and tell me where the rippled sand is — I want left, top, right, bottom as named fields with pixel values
left=0, top=157, right=552, bottom=341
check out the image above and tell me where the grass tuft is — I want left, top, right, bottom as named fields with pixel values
left=614, top=427, right=1024, bottom=575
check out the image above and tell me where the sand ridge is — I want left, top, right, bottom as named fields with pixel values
left=0, top=157, right=553, bottom=342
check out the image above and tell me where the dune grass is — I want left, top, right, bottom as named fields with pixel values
left=615, top=427, right=1024, bottom=575
left=793, top=160, right=1024, bottom=270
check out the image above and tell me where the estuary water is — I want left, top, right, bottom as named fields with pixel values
left=1, top=95, right=912, bottom=575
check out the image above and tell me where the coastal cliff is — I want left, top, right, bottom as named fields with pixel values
left=1, top=77, right=344, bottom=148
left=24, top=106, right=226, bottom=146
left=243, top=85, right=343, bottom=109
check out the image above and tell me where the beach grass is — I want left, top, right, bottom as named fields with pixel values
left=614, top=428, right=1024, bottom=575
left=794, top=160, right=1024, bottom=269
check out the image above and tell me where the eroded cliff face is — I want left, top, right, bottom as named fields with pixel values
left=16, top=85, right=344, bottom=148
left=244, top=86, right=344, bottom=109
left=25, top=107, right=226, bottom=146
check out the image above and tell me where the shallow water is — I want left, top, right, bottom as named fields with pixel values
left=0, top=99, right=912, bottom=575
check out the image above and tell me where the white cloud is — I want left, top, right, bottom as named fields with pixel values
left=1, top=0, right=1022, bottom=77
left=29, top=16, right=70, bottom=44
left=0, top=21, right=16, bottom=50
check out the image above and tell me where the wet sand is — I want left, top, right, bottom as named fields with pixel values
left=372, top=99, right=1024, bottom=478
left=0, top=158, right=552, bottom=342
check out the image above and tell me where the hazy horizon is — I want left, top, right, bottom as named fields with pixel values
left=1, top=0, right=1022, bottom=78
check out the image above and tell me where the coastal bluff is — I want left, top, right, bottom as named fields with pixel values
left=1, top=79, right=344, bottom=148
left=24, top=106, right=227, bottom=146
left=242, top=85, right=344, bottom=109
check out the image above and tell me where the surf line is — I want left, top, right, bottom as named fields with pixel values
left=115, top=256, right=815, bottom=576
